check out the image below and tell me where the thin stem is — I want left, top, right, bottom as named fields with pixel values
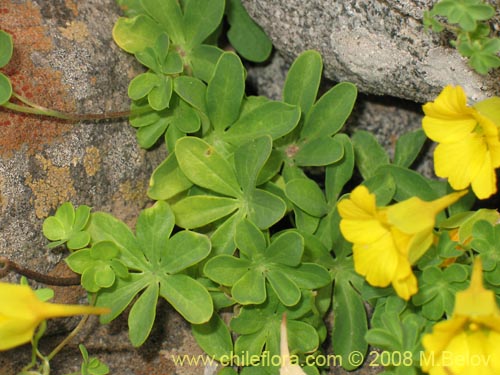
left=46, top=314, right=89, bottom=362
left=1, top=101, right=74, bottom=120
left=0, top=256, right=81, bottom=286
left=2, top=91, right=136, bottom=121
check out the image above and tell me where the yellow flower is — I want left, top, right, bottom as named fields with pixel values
left=421, top=258, right=500, bottom=375
left=422, top=85, right=500, bottom=199
left=338, top=186, right=466, bottom=300
left=0, top=282, right=109, bottom=351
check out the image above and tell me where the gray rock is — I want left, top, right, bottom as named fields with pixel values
left=0, top=0, right=164, bottom=279
left=242, top=0, right=500, bottom=103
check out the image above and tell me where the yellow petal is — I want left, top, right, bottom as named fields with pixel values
left=0, top=282, right=109, bottom=351
left=352, top=234, right=399, bottom=287
left=423, top=116, right=477, bottom=144
left=470, top=152, right=497, bottom=199
left=474, top=97, right=500, bottom=127
left=454, top=258, right=500, bottom=318
left=391, top=271, right=418, bottom=301
left=422, top=316, right=467, bottom=355
left=387, top=191, right=467, bottom=234
left=433, top=136, right=486, bottom=190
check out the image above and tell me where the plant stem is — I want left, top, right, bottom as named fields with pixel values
left=2, top=101, right=74, bottom=120
left=0, top=256, right=81, bottom=286
left=46, top=314, right=90, bottom=362
left=2, top=92, right=135, bottom=121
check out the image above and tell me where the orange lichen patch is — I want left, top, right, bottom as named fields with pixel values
left=0, top=1, right=77, bottom=156
left=111, top=180, right=149, bottom=227
left=64, top=0, right=79, bottom=17
left=58, top=21, right=89, bottom=43
left=25, top=155, right=76, bottom=218
left=83, top=146, right=101, bottom=176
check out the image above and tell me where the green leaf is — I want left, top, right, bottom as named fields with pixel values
left=224, top=102, right=300, bottom=146
left=135, top=47, right=161, bottom=72
left=172, top=195, right=240, bottom=229
left=174, top=76, right=207, bottom=113
left=42, top=202, right=91, bottom=250
left=192, top=314, right=233, bottom=361
left=286, top=263, right=331, bottom=289
left=294, top=136, right=344, bottom=167
left=433, top=0, right=494, bottom=31
left=461, top=37, right=500, bottom=74
left=175, top=137, right=242, bottom=197
left=266, top=269, right=301, bottom=306
left=162, top=230, right=211, bottom=273
left=66, top=249, right=92, bottom=274
left=43, top=216, right=66, bottom=241
left=148, top=75, right=173, bottom=111
left=206, top=52, right=245, bottom=132
left=171, top=104, right=200, bottom=135
left=128, top=73, right=159, bottom=100
left=140, top=0, right=185, bottom=44
left=148, top=152, right=192, bottom=200
left=136, top=201, right=174, bottom=265
left=362, top=173, right=396, bottom=206
left=352, top=130, right=389, bottom=179
left=183, top=0, right=225, bottom=48
left=162, top=50, right=184, bottom=74
left=332, top=279, right=368, bottom=370
left=0, top=73, right=12, bottom=105
left=232, top=269, right=266, bottom=304
left=136, top=117, right=170, bottom=148
left=128, top=282, right=159, bottom=346
left=293, top=207, right=320, bottom=234
left=283, top=50, right=322, bottom=115
left=96, top=274, right=150, bottom=323
left=376, top=165, right=441, bottom=201
left=0, top=30, right=13, bottom=68
left=112, top=15, right=163, bottom=53
left=393, top=129, right=426, bottom=168
left=211, top=211, right=243, bottom=255
left=226, top=0, right=273, bottom=63
left=325, top=134, right=355, bottom=202
left=234, top=219, right=267, bottom=257
left=285, top=178, right=327, bottom=217
left=234, top=136, right=272, bottom=192
left=267, top=231, right=303, bottom=266
left=204, top=255, right=252, bottom=285
left=88, top=212, right=148, bottom=269
left=301, top=82, right=357, bottom=139
left=160, top=274, right=213, bottom=324
left=247, top=188, right=286, bottom=229
left=189, top=44, right=224, bottom=82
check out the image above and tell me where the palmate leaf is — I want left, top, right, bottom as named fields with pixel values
left=43, top=202, right=91, bottom=250
left=205, top=220, right=329, bottom=306
left=91, top=201, right=213, bottom=346
left=230, top=290, right=320, bottom=362
left=433, top=0, right=494, bottom=31
left=174, top=136, right=286, bottom=231
left=175, top=137, right=242, bottom=198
